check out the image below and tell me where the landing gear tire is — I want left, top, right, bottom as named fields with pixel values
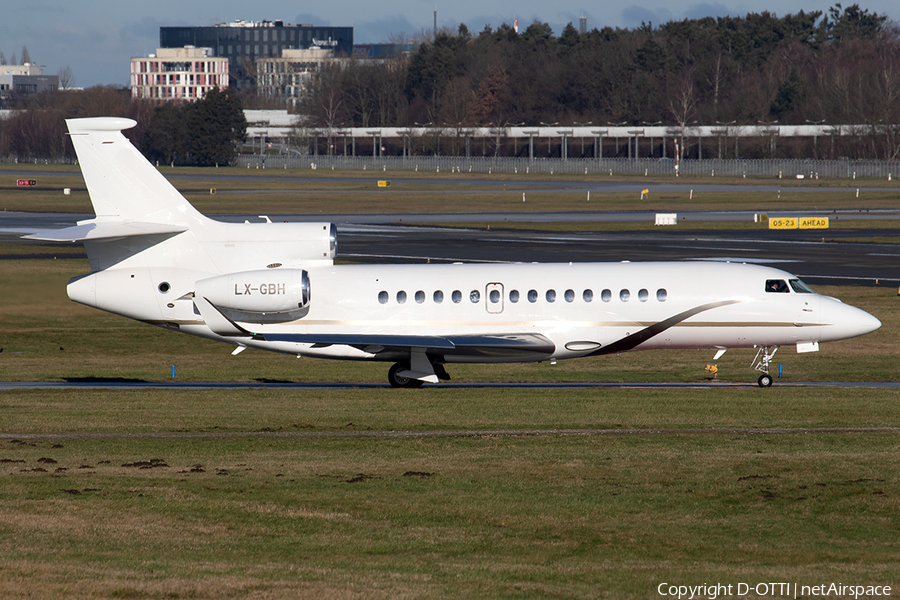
left=758, top=374, right=773, bottom=388
left=388, top=363, right=424, bottom=388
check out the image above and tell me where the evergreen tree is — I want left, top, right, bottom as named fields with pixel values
left=188, top=88, right=247, bottom=166
left=143, top=103, right=187, bottom=165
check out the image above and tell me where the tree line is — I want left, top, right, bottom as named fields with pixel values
left=0, top=88, right=246, bottom=166
left=2, top=4, right=899, bottom=161
left=301, top=4, right=900, bottom=159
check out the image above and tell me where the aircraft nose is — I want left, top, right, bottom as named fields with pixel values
left=821, top=298, right=881, bottom=341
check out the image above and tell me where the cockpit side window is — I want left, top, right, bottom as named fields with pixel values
left=789, top=279, right=816, bottom=294
left=765, top=279, right=789, bottom=293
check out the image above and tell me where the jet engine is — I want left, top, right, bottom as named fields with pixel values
left=195, top=269, right=310, bottom=323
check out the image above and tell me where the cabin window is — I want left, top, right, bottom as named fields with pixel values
left=528, top=289, right=538, bottom=303
left=546, top=289, right=556, bottom=303
left=415, top=290, right=425, bottom=304
left=583, top=289, right=593, bottom=302
left=601, top=289, right=612, bottom=302
left=564, top=289, right=575, bottom=302
left=510, top=289, right=520, bottom=303
left=620, top=289, right=631, bottom=302
left=657, top=288, right=667, bottom=302
left=470, top=290, right=481, bottom=303
left=452, top=290, right=462, bottom=303
left=789, top=279, right=815, bottom=294
left=397, top=291, right=407, bottom=304
left=638, top=288, right=649, bottom=302
left=378, top=291, right=388, bottom=304
left=489, top=289, right=501, bottom=303
left=158, top=282, right=170, bottom=294
left=766, top=279, right=789, bottom=293
left=433, top=290, right=444, bottom=303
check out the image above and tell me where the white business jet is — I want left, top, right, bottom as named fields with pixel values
left=27, top=118, right=881, bottom=387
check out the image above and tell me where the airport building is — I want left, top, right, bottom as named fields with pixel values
left=256, top=48, right=342, bottom=106
left=256, top=44, right=412, bottom=106
left=0, top=64, right=59, bottom=108
left=130, top=47, right=229, bottom=102
left=159, top=21, right=353, bottom=89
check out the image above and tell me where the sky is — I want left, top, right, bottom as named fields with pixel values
left=2, top=0, right=898, bottom=88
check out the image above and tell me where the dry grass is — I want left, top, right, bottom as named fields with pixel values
left=3, top=165, right=900, bottom=598
left=4, top=163, right=900, bottom=215
left=1, top=429, right=899, bottom=598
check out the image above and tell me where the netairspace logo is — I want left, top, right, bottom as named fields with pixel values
left=657, top=582, right=892, bottom=599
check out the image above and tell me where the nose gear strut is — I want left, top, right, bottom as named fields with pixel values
left=752, top=346, right=778, bottom=387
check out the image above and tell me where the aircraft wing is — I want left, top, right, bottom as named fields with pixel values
left=261, top=332, right=556, bottom=358
left=193, top=295, right=554, bottom=358
left=25, top=221, right=188, bottom=242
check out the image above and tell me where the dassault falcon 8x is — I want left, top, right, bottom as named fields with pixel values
left=26, top=117, right=881, bottom=387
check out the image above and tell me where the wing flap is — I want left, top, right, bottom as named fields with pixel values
left=261, top=332, right=555, bottom=358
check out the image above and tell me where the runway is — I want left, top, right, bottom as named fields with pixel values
left=3, top=380, right=900, bottom=391
left=335, top=223, right=900, bottom=286
left=3, top=211, right=900, bottom=285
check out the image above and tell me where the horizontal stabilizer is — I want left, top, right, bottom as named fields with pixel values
left=25, top=220, right=188, bottom=242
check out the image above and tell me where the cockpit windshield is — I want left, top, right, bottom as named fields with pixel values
left=765, top=279, right=789, bottom=293
left=765, top=278, right=816, bottom=294
left=789, top=279, right=816, bottom=294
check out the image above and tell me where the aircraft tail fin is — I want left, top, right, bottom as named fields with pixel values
left=66, top=117, right=207, bottom=226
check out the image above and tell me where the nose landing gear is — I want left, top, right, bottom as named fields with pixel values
left=752, top=346, right=778, bottom=387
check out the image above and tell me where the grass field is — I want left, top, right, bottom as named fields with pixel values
left=4, top=162, right=900, bottom=216
left=2, top=261, right=899, bottom=598
left=2, top=166, right=899, bottom=598
left=2, top=389, right=899, bottom=598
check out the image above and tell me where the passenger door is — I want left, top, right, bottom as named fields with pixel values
left=485, top=282, right=504, bottom=314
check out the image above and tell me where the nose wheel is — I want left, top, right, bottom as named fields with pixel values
left=752, top=346, right=778, bottom=388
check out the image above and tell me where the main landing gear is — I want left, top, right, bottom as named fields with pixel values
left=388, top=362, right=424, bottom=388
left=752, top=346, right=778, bottom=388
left=387, top=357, right=450, bottom=388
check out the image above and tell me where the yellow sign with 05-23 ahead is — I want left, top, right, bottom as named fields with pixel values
left=768, top=217, right=829, bottom=230
left=799, top=217, right=829, bottom=229
left=769, top=217, right=798, bottom=229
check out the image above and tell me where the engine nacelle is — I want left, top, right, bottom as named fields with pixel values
left=195, top=269, right=310, bottom=323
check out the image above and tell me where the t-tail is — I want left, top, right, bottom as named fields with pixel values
left=27, top=117, right=335, bottom=326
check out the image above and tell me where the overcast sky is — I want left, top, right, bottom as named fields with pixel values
left=2, top=0, right=898, bottom=88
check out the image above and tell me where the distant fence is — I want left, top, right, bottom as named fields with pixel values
left=0, top=156, right=78, bottom=166
left=234, top=154, right=900, bottom=179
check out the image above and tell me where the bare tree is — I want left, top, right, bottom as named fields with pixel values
left=286, top=115, right=313, bottom=155
left=0, top=52, right=6, bottom=65
left=668, top=68, right=697, bottom=158
left=58, top=66, right=75, bottom=90
left=345, top=61, right=374, bottom=127
left=320, top=90, right=343, bottom=155
left=21, top=45, right=31, bottom=64
left=238, top=55, right=259, bottom=89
